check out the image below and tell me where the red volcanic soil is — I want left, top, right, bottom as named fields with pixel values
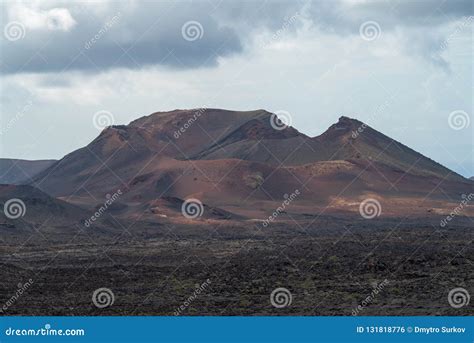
left=24, top=108, right=473, bottom=222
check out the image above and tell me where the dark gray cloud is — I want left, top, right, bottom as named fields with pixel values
left=1, top=1, right=243, bottom=74
left=1, top=0, right=472, bottom=74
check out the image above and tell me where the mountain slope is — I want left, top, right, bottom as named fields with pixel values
left=30, top=109, right=472, bottom=218
left=192, top=114, right=464, bottom=182
left=0, top=184, right=89, bottom=229
left=0, top=158, right=56, bottom=184
left=313, top=117, right=465, bottom=182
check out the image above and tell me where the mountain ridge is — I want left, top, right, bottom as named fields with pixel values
left=23, top=108, right=472, bottom=222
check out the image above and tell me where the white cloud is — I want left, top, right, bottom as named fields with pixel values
left=7, top=2, right=76, bottom=32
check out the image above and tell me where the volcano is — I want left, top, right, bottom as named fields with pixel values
left=18, top=108, right=470, bottom=222
left=1, top=108, right=473, bottom=317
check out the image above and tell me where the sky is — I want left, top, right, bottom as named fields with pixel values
left=0, top=0, right=473, bottom=177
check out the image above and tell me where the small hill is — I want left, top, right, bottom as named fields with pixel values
left=0, top=184, right=89, bottom=231
left=0, top=159, right=56, bottom=184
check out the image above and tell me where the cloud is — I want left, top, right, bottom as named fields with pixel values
left=307, top=0, right=473, bottom=69
left=7, top=3, right=77, bottom=31
left=0, top=0, right=472, bottom=75
left=0, top=1, right=242, bottom=74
